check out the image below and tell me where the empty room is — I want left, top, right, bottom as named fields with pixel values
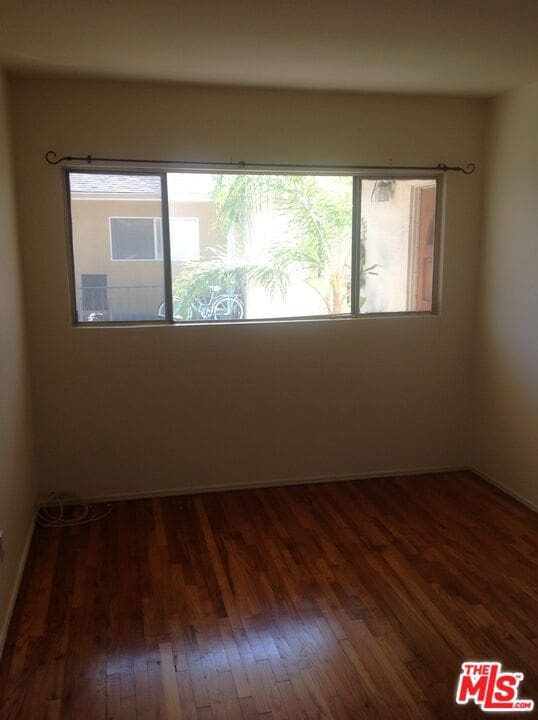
left=0, top=1, right=537, bottom=718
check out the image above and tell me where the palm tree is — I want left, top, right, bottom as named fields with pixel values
left=173, top=174, right=376, bottom=317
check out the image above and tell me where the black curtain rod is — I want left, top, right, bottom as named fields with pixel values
left=44, top=150, right=476, bottom=175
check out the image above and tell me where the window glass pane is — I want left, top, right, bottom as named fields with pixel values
left=69, top=172, right=166, bottom=322
left=110, top=218, right=156, bottom=259
left=167, top=172, right=353, bottom=321
left=360, top=178, right=437, bottom=313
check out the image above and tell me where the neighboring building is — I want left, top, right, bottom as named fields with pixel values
left=70, top=173, right=224, bottom=321
left=361, top=178, right=437, bottom=313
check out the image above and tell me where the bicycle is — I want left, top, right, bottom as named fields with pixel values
left=156, top=286, right=244, bottom=321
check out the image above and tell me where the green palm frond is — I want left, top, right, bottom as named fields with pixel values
left=172, top=174, right=378, bottom=316
left=173, top=248, right=254, bottom=318
left=270, top=176, right=352, bottom=274
left=212, top=174, right=273, bottom=240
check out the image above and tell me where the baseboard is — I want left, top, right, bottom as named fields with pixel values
left=0, top=518, right=35, bottom=660
left=469, top=466, right=538, bottom=513
left=80, top=464, right=467, bottom=504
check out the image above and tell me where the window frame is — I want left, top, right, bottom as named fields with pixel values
left=64, top=166, right=444, bottom=327
left=108, top=216, right=201, bottom=262
left=356, top=174, right=444, bottom=317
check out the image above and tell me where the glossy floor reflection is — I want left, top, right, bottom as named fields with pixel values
left=1, top=471, right=537, bottom=719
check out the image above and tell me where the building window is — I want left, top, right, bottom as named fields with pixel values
left=170, top=218, right=200, bottom=261
left=110, top=217, right=162, bottom=260
left=67, top=170, right=441, bottom=324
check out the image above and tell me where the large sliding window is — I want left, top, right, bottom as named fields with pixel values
left=67, top=170, right=440, bottom=324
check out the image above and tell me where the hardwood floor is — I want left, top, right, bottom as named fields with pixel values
left=1, top=471, right=537, bottom=719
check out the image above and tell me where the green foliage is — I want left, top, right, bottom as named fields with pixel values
left=212, top=174, right=273, bottom=240
left=172, top=251, right=254, bottom=319
left=173, top=174, right=379, bottom=316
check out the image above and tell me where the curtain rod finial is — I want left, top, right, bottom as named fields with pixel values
left=45, top=150, right=58, bottom=164
left=437, top=162, right=476, bottom=174
left=45, top=150, right=74, bottom=165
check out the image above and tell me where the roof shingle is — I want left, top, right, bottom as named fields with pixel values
left=69, top=173, right=161, bottom=196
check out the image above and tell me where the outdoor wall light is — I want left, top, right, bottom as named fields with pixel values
left=372, top=179, right=394, bottom=202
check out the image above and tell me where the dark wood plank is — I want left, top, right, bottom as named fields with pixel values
left=0, top=471, right=536, bottom=719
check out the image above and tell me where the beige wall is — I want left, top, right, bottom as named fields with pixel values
left=72, top=197, right=163, bottom=289
left=10, top=75, right=484, bottom=500
left=72, top=197, right=220, bottom=287
left=71, top=196, right=221, bottom=320
left=471, top=81, right=538, bottom=509
left=0, top=71, right=36, bottom=653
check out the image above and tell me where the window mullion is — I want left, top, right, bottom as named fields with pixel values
left=160, top=174, right=174, bottom=323
left=351, top=176, right=362, bottom=316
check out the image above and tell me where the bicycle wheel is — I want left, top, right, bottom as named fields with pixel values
left=157, top=298, right=186, bottom=321
left=213, top=295, right=244, bottom=320
left=155, top=298, right=183, bottom=320
left=188, top=298, right=209, bottom=320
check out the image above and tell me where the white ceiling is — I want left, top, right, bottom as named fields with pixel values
left=1, top=0, right=537, bottom=96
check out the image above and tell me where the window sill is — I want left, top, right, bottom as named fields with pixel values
left=72, top=311, right=439, bottom=328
